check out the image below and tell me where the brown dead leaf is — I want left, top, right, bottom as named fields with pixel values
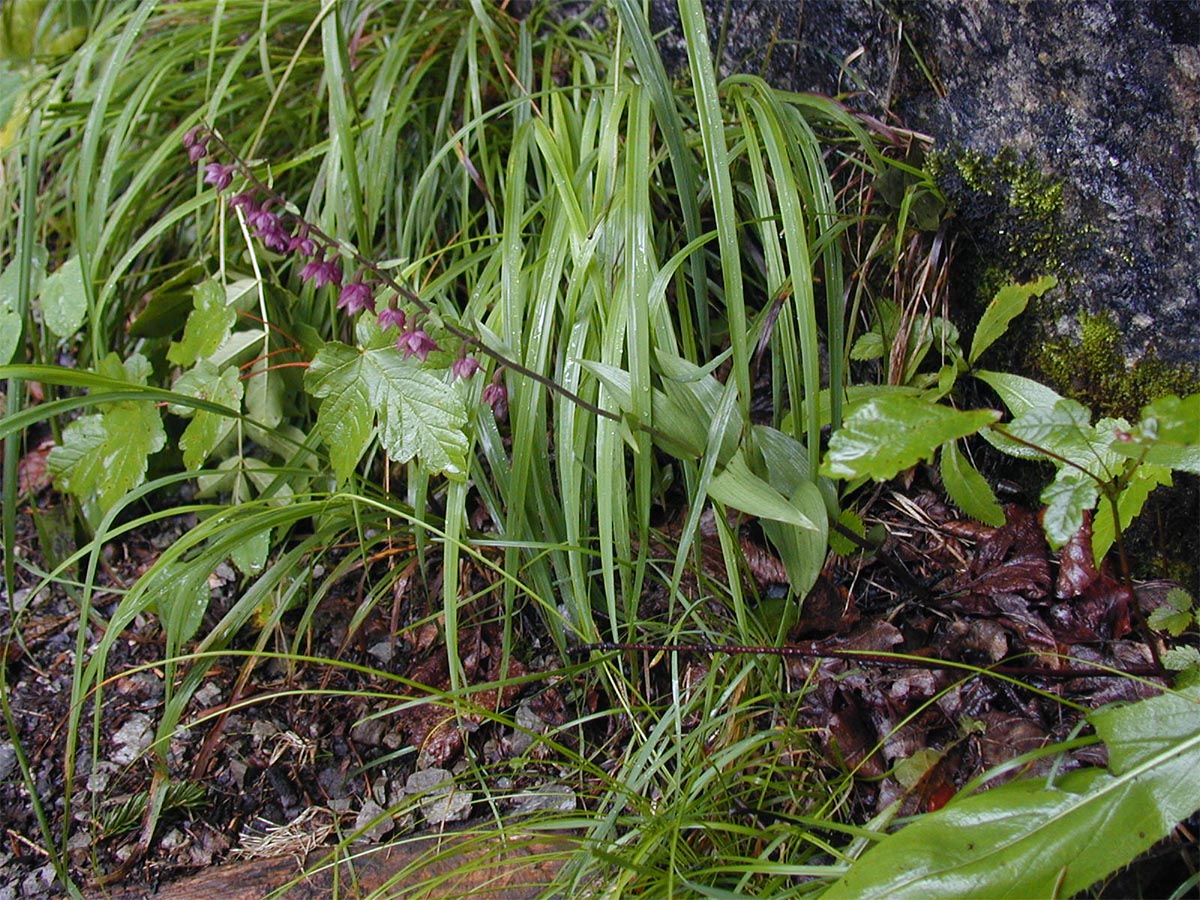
left=18, top=439, right=54, bottom=496
left=1055, top=512, right=1100, bottom=599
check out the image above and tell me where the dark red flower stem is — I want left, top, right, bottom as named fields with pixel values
left=200, top=124, right=621, bottom=424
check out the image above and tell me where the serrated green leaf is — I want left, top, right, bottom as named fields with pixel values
left=305, top=343, right=372, bottom=484
left=172, top=362, right=243, bottom=470
left=47, top=353, right=166, bottom=523
left=1163, top=646, right=1200, bottom=671
left=1092, top=463, right=1171, bottom=564
left=1148, top=605, right=1193, bottom=637
left=824, top=684, right=1200, bottom=900
left=828, top=508, right=866, bottom=556
left=305, top=340, right=467, bottom=483
left=969, top=275, right=1056, bottom=366
left=820, top=394, right=999, bottom=482
left=1111, top=393, right=1200, bottom=474
left=939, top=440, right=1005, bottom=526
left=1167, top=587, right=1195, bottom=612
left=1040, top=469, right=1099, bottom=549
left=999, top=400, right=1125, bottom=480
left=40, top=255, right=87, bottom=337
left=850, top=330, right=884, bottom=361
left=167, top=279, right=236, bottom=367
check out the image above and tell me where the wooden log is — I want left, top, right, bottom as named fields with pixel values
left=92, top=823, right=578, bottom=900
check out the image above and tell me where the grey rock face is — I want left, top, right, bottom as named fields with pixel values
left=639, top=0, right=1199, bottom=366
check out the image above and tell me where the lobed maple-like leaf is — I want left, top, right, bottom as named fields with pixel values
left=305, top=340, right=468, bottom=483
left=47, top=353, right=166, bottom=524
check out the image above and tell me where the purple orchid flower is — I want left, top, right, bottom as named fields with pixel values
left=203, top=162, right=237, bottom=191
left=396, top=328, right=439, bottom=362
left=451, top=356, right=481, bottom=380
left=376, top=306, right=407, bottom=332
left=300, top=254, right=343, bottom=289
left=337, top=280, right=375, bottom=315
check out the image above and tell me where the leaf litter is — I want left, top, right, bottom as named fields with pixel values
left=1, top=469, right=1196, bottom=897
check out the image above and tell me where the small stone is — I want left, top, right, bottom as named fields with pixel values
left=405, top=768, right=471, bottom=826
left=349, top=716, right=386, bottom=747
left=367, top=641, right=395, bottom=664
left=110, top=713, right=154, bottom=765
left=354, top=799, right=394, bottom=842
left=87, top=762, right=116, bottom=793
left=0, top=742, right=16, bottom=781
left=192, top=683, right=222, bottom=708
left=509, top=783, right=576, bottom=816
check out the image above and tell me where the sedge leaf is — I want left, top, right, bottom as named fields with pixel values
left=824, top=684, right=1200, bottom=900
left=820, top=394, right=999, bottom=481
left=969, top=275, right=1056, bottom=366
left=305, top=340, right=468, bottom=483
left=939, top=440, right=1005, bottom=526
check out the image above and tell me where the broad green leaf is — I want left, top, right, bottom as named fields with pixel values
left=0, top=246, right=46, bottom=364
left=939, top=440, right=1005, bottom=526
left=708, top=449, right=819, bottom=530
left=974, top=369, right=1064, bottom=417
left=167, top=279, right=236, bottom=367
left=231, top=529, right=270, bottom=576
left=172, top=362, right=243, bottom=470
left=40, top=255, right=87, bottom=337
left=1092, top=463, right=1171, bottom=564
left=1040, top=469, right=1099, bottom=549
left=244, top=355, right=283, bottom=428
left=969, top=275, right=1056, bottom=366
left=47, top=353, right=166, bottom=523
left=0, top=306, right=20, bottom=366
left=761, top=479, right=828, bottom=594
left=820, top=394, right=999, bottom=482
left=823, top=684, right=1200, bottom=900
left=305, top=340, right=467, bottom=483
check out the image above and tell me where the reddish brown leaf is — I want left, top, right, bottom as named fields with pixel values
left=1055, top=512, right=1099, bottom=599
left=947, top=506, right=1051, bottom=614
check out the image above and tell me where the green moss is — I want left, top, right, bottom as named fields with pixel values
left=1036, top=310, right=1200, bottom=421
left=928, top=146, right=1071, bottom=288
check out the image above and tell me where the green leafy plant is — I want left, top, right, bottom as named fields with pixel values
left=825, top=682, right=1200, bottom=900
left=1149, top=587, right=1200, bottom=673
